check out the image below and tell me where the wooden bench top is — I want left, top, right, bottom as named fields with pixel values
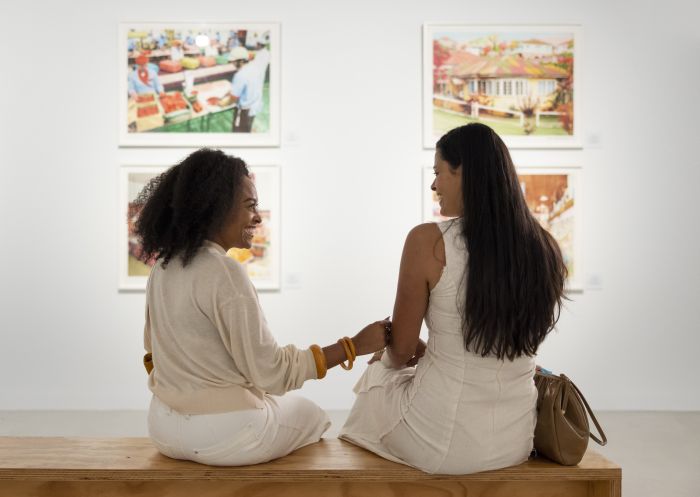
left=0, top=436, right=620, bottom=482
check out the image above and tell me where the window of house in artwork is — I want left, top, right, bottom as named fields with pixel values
left=503, top=80, right=513, bottom=96
left=538, top=80, right=556, bottom=96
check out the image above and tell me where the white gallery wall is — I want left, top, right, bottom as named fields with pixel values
left=0, top=0, right=699, bottom=411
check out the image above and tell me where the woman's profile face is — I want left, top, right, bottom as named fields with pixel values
left=432, top=150, right=463, bottom=217
left=214, top=175, right=262, bottom=250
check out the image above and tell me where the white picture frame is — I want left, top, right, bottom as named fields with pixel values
left=118, top=23, right=280, bottom=147
left=420, top=164, right=582, bottom=290
left=118, top=165, right=167, bottom=291
left=515, top=166, right=582, bottom=291
left=423, top=24, right=582, bottom=149
left=118, top=164, right=281, bottom=291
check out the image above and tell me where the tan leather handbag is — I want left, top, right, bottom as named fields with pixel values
left=534, top=370, right=607, bottom=465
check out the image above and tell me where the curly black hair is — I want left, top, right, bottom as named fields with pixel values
left=134, top=148, right=249, bottom=267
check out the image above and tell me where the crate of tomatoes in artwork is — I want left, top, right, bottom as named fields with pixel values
left=134, top=93, right=164, bottom=132
left=159, top=91, right=192, bottom=123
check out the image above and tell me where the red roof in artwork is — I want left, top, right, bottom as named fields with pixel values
left=445, top=51, right=480, bottom=66
left=520, top=39, right=551, bottom=45
left=452, top=54, right=569, bottom=79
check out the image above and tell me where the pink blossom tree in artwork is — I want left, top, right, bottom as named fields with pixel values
left=433, top=40, right=451, bottom=93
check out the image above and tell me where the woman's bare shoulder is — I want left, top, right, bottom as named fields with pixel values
left=405, top=223, right=445, bottom=267
left=406, top=222, right=442, bottom=242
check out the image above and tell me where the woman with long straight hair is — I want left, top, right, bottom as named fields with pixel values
left=340, top=123, right=567, bottom=474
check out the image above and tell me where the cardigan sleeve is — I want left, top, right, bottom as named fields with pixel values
left=212, top=295, right=318, bottom=395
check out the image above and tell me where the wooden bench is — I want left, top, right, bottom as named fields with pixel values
left=0, top=436, right=620, bottom=496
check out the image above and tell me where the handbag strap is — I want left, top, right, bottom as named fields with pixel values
left=560, top=374, right=608, bottom=446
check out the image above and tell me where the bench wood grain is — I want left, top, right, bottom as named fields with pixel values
left=0, top=437, right=621, bottom=497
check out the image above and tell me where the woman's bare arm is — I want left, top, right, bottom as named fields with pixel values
left=385, top=223, right=445, bottom=368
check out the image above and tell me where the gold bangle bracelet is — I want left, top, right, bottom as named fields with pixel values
left=338, top=338, right=354, bottom=370
left=343, top=336, right=357, bottom=360
left=310, top=344, right=327, bottom=379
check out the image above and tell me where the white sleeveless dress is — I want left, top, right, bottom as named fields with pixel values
left=339, top=220, right=537, bottom=474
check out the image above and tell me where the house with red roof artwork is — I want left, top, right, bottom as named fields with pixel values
left=449, top=54, right=569, bottom=110
left=434, top=42, right=572, bottom=131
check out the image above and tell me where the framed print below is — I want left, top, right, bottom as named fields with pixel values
left=422, top=167, right=457, bottom=223
left=119, top=23, right=280, bottom=147
left=423, top=25, right=581, bottom=149
left=516, top=167, right=582, bottom=291
left=119, top=166, right=167, bottom=290
left=118, top=165, right=281, bottom=291
left=227, top=165, right=281, bottom=290
left=420, top=166, right=581, bottom=290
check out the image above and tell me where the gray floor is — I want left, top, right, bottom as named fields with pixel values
left=1, top=410, right=698, bottom=496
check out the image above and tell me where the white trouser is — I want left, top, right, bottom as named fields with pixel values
left=148, top=393, right=330, bottom=466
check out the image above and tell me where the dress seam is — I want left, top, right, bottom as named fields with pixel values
left=434, top=356, right=465, bottom=473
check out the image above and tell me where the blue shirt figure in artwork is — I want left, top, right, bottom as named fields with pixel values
left=227, top=44, right=271, bottom=133
left=227, top=30, right=241, bottom=50
left=128, top=54, right=165, bottom=97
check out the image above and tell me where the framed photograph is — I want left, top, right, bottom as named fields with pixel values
left=227, top=165, right=281, bottom=290
left=420, top=165, right=581, bottom=290
left=423, top=25, right=581, bottom=149
left=119, top=166, right=167, bottom=290
left=119, top=164, right=281, bottom=291
left=422, top=167, right=456, bottom=223
left=516, top=166, right=582, bottom=291
left=119, top=23, right=280, bottom=147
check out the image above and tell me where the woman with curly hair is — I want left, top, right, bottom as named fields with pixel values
left=340, top=123, right=567, bottom=474
left=135, top=148, right=387, bottom=466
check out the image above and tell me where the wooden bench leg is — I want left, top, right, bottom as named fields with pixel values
left=590, top=479, right=622, bottom=497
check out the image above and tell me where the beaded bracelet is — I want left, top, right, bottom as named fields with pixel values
left=384, top=321, right=393, bottom=346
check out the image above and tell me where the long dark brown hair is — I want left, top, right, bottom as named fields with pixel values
left=134, top=148, right=249, bottom=268
left=436, top=123, right=567, bottom=360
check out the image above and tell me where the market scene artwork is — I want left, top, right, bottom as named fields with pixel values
left=424, top=25, right=579, bottom=148
left=226, top=166, right=280, bottom=290
left=517, top=168, right=580, bottom=290
left=119, top=23, right=279, bottom=147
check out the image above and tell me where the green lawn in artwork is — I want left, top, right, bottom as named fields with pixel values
left=154, top=83, right=270, bottom=133
left=433, top=109, right=570, bottom=137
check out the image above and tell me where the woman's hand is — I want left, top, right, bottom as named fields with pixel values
left=369, top=338, right=426, bottom=367
left=368, top=349, right=384, bottom=364
left=352, top=319, right=391, bottom=356
left=405, top=339, right=427, bottom=367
